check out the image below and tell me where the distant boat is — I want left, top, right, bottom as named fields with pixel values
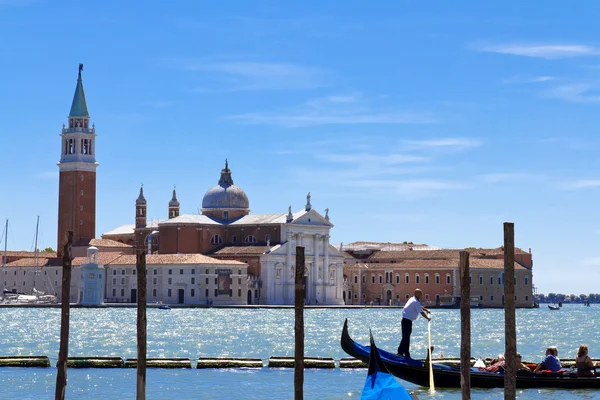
left=548, top=305, right=560, bottom=310
left=158, top=305, right=171, bottom=310
left=360, top=331, right=414, bottom=400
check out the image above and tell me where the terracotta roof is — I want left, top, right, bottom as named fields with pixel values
left=107, top=253, right=245, bottom=266
left=368, top=249, right=460, bottom=260
left=72, top=252, right=125, bottom=267
left=470, top=258, right=527, bottom=270
left=467, top=247, right=529, bottom=256
left=363, top=260, right=458, bottom=269
left=212, top=246, right=269, bottom=255
left=6, top=258, right=54, bottom=267
left=89, top=238, right=132, bottom=248
left=2, top=251, right=57, bottom=258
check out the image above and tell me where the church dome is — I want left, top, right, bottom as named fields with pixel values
left=201, top=160, right=249, bottom=210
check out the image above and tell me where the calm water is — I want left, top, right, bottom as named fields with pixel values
left=1, top=304, right=599, bottom=399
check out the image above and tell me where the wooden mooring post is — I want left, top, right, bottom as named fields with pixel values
left=459, top=251, right=471, bottom=400
left=294, top=246, right=305, bottom=400
left=503, top=222, right=516, bottom=399
left=55, top=230, right=73, bottom=400
left=136, top=248, right=148, bottom=400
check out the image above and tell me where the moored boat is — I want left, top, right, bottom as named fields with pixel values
left=548, top=305, right=560, bottom=310
left=341, top=319, right=600, bottom=389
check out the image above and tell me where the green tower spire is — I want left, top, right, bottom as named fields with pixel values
left=69, top=63, right=89, bottom=118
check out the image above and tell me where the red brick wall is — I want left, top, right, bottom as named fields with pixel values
left=57, top=170, right=96, bottom=256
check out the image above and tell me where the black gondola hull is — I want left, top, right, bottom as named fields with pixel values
left=341, top=319, right=600, bottom=389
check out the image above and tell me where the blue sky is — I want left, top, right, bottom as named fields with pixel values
left=2, top=0, right=600, bottom=294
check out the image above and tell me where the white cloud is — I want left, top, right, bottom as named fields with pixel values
left=545, top=84, right=600, bottom=103
left=185, top=61, right=329, bottom=91
left=562, top=179, right=600, bottom=189
left=402, top=138, right=482, bottom=150
left=315, top=153, right=429, bottom=165
left=503, top=76, right=556, bottom=84
left=473, top=43, right=599, bottom=59
left=228, top=95, right=435, bottom=127
left=479, top=173, right=542, bottom=183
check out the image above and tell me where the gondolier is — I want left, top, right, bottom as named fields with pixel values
left=397, top=289, right=431, bottom=359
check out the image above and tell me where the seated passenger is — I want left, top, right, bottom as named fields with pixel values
left=576, top=344, right=595, bottom=377
left=516, top=353, right=531, bottom=372
left=534, top=346, right=561, bottom=373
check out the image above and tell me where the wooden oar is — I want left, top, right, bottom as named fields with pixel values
left=427, top=319, right=435, bottom=393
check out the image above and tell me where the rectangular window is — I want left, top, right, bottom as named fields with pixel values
left=206, top=277, right=209, bottom=285
left=180, top=269, right=183, bottom=275
left=205, top=269, right=209, bottom=274
left=112, top=278, right=116, bottom=284
left=153, top=278, right=157, bottom=285
left=154, top=269, right=157, bottom=275
left=120, top=289, right=124, bottom=296
left=238, top=278, right=241, bottom=284
left=121, top=278, right=125, bottom=284
left=205, top=288, right=209, bottom=298
left=168, top=269, right=172, bottom=275
left=525, top=295, right=529, bottom=301
left=490, top=276, right=494, bottom=285
left=354, top=276, right=358, bottom=284
left=215, top=278, right=218, bottom=285
left=491, top=295, right=494, bottom=301
left=479, top=276, right=483, bottom=285
left=168, top=289, right=172, bottom=297
left=214, top=289, right=218, bottom=297
left=112, top=288, right=116, bottom=296
left=168, top=278, right=172, bottom=284
left=191, top=289, right=195, bottom=297
left=191, top=269, right=195, bottom=275
left=191, top=278, right=195, bottom=284
left=525, top=276, right=528, bottom=286
left=238, top=289, right=241, bottom=297
left=152, top=289, right=156, bottom=297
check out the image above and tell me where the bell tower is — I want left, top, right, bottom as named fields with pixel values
left=57, top=64, right=98, bottom=255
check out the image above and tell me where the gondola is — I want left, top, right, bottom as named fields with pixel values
left=341, top=319, right=600, bottom=389
left=548, top=305, right=560, bottom=310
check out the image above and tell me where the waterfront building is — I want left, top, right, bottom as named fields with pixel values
left=102, top=163, right=346, bottom=305
left=342, top=243, right=534, bottom=308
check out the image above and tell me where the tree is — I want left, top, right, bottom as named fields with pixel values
left=43, top=247, right=55, bottom=253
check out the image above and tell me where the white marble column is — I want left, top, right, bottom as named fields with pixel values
left=323, top=234, right=329, bottom=303
left=313, top=234, right=320, bottom=303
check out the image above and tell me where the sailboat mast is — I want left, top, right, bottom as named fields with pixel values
left=2, top=219, right=6, bottom=268
left=2, top=219, right=7, bottom=298
left=33, top=216, right=40, bottom=294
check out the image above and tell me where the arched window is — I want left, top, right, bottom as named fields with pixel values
left=354, top=275, right=358, bottom=284
left=405, top=274, right=409, bottom=284
left=395, top=274, right=400, bottom=284
left=378, top=275, right=383, bottom=284
left=446, top=274, right=451, bottom=284
left=435, top=274, right=440, bottom=284
left=425, top=274, right=429, bottom=284
left=210, top=235, right=223, bottom=245
left=479, top=275, right=483, bottom=285
left=362, top=275, right=366, bottom=284
left=371, top=274, right=375, bottom=284
left=245, top=235, right=257, bottom=243
left=415, top=274, right=420, bottom=284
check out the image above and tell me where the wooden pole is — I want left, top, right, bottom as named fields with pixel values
left=503, top=222, right=516, bottom=399
left=136, top=247, right=147, bottom=400
left=459, top=251, right=471, bottom=400
left=55, top=230, right=73, bottom=400
left=294, top=246, right=305, bottom=400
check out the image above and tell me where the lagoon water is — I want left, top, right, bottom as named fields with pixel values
left=1, top=304, right=599, bottom=399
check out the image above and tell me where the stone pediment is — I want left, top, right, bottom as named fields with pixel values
left=290, top=209, right=333, bottom=227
